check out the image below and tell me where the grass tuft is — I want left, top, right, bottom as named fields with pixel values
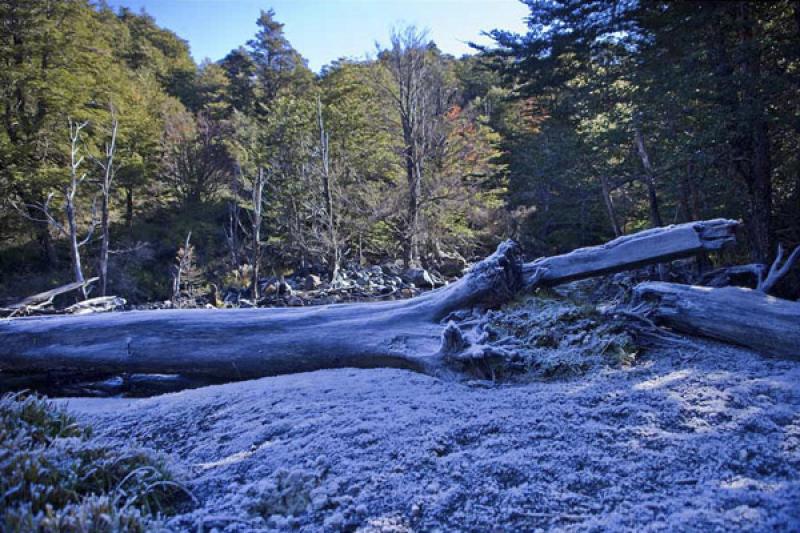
left=0, top=391, right=193, bottom=532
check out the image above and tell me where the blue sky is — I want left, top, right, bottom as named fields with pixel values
left=106, top=0, right=530, bottom=71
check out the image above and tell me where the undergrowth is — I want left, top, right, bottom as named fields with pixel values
left=0, top=391, right=194, bottom=532
left=487, top=292, right=638, bottom=379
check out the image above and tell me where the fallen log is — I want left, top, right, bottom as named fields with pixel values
left=1, top=277, right=99, bottom=317
left=522, top=218, right=737, bottom=287
left=64, top=296, right=127, bottom=315
left=0, top=241, right=523, bottom=381
left=0, top=220, right=738, bottom=382
left=635, top=282, right=800, bottom=360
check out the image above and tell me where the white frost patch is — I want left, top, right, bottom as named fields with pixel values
left=62, top=337, right=800, bottom=532
left=721, top=476, right=781, bottom=492
left=197, top=440, right=274, bottom=470
left=634, top=369, right=691, bottom=390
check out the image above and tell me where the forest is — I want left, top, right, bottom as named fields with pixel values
left=2, top=1, right=798, bottom=306
left=1, top=1, right=800, bottom=532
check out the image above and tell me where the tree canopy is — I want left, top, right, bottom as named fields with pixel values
left=1, top=0, right=798, bottom=302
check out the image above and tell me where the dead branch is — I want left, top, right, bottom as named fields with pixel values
left=1, top=277, right=99, bottom=318
left=756, top=243, right=800, bottom=294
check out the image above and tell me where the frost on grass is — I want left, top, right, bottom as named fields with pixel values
left=481, top=293, right=638, bottom=379
left=55, top=291, right=800, bottom=531
left=0, top=392, right=193, bottom=532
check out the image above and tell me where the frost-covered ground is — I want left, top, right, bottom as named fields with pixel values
left=63, top=333, right=800, bottom=532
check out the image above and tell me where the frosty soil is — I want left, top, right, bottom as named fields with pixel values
left=64, top=334, right=800, bottom=531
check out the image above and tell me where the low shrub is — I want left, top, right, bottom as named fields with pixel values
left=0, top=392, right=194, bottom=532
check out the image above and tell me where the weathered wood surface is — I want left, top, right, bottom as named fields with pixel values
left=4, top=277, right=99, bottom=311
left=522, top=219, right=738, bottom=287
left=635, top=282, right=800, bottom=360
left=0, top=241, right=522, bottom=380
left=0, top=220, right=739, bottom=381
left=64, top=296, right=126, bottom=315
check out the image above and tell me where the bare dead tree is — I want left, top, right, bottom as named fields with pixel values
left=12, top=119, right=98, bottom=299
left=377, top=26, right=441, bottom=266
left=317, top=96, right=340, bottom=281
left=633, top=118, right=664, bottom=228
left=64, top=120, right=97, bottom=299
left=637, top=282, right=800, bottom=360
left=172, top=231, right=200, bottom=305
left=756, top=243, right=800, bottom=294
left=95, top=107, right=119, bottom=297
left=248, top=167, right=267, bottom=300
left=0, top=220, right=741, bottom=380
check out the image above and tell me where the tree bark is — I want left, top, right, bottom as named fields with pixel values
left=635, top=282, right=800, bottom=360
left=522, top=219, right=737, bottom=287
left=98, top=115, right=118, bottom=297
left=318, top=97, right=339, bottom=281
left=599, top=174, right=621, bottom=237
left=0, top=219, right=738, bottom=382
left=633, top=122, right=664, bottom=228
left=99, top=196, right=110, bottom=296
left=65, top=192, right=86, bottom=300
left=250, top=167, right=265, bottom=300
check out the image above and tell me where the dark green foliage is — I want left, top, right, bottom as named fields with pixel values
left=2, top=1, right=797, bottom=302
left=486, top=0, right=800, bottom=288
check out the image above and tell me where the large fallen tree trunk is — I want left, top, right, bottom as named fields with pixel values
left=635, top=282, right=800, bottom=360
left=0, top=219, right=737, bottom=381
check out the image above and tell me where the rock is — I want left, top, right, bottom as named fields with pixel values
left=437, top=258, right=467, bottom=278
left=286, top=295, right=305, bottom=307
left=402, top=268, right=436, bottom=289
left=262, top=281, right=278, bottom=296
left=304, top=274, right=322, bottom=290
left=279, top=280, right=293, bottom=296
left=381, top=261, right=404, bottom=277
